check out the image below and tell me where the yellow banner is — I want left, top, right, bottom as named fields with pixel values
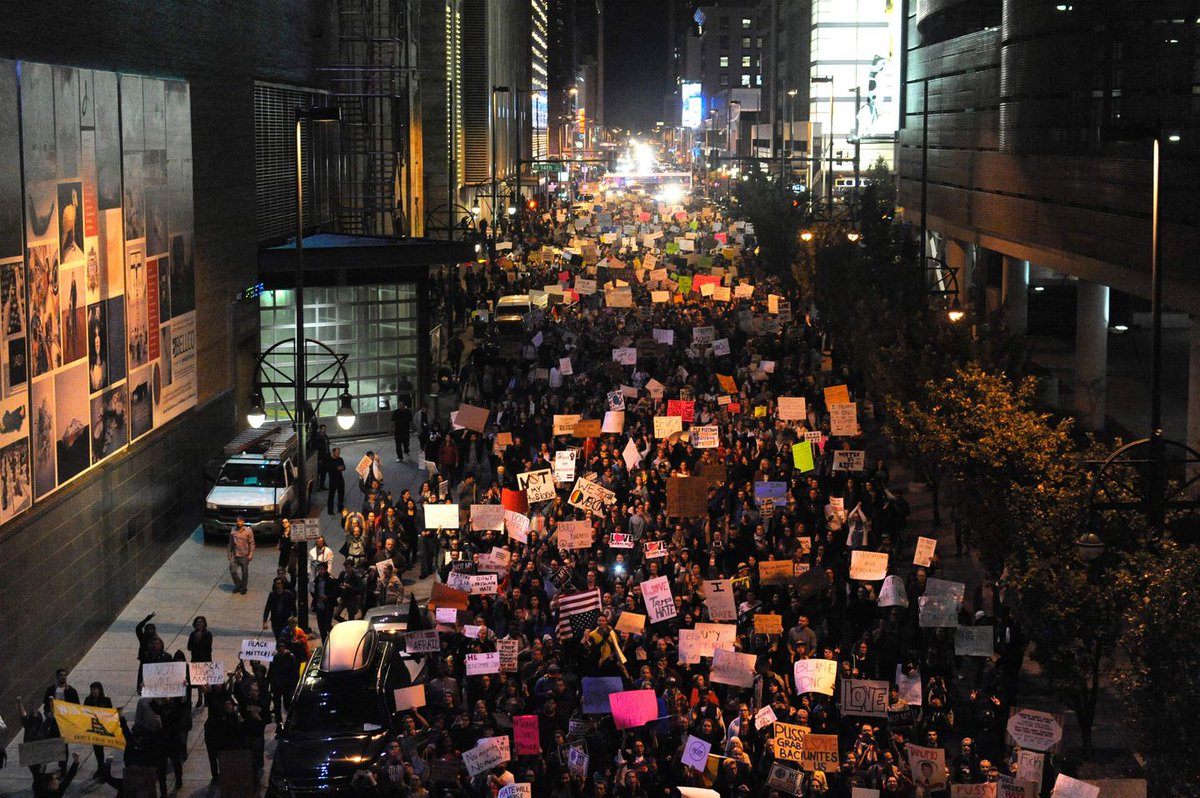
left=53, top=700, right=125, bottom=750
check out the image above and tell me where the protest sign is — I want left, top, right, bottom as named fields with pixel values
left=852, top=790, right=881, bottom=798
left=514, top=715, right=541, bottom=755
left=667, top=476, right=709, bottom=517
left=405, top=630, right=440, bottom=654
left=907, top=744, right=948, bottom=787
left=759, top=559, right=796, bottom=585
left=778, top=396, right=807, bottom=421
left=612, top=346, right=637, bottom=365
left=610, top=532, right=635, bottom=548
left=711, top=647, right=756, bottom=688
left=714, top=285, right=732, bottom=301
left=682, top=735, right=712, bottom=771
left=568, top=746, right=589, bottom=776
left=755, top=481, right=788, bottom=501
left=824, top=384, right=850, bottom=405
left=950, top=785, right=997, bottom=798
left=735, top=283, right=754, bottom=298
left=841, top=679, right=889, bottom=718
left=703, top=579, right=737, bottom=621
left=478, top=547, right=512, bottom=573
left=849, top=550, right=889, bottom=581
left=465, top=652, right=501, bottom=676
left=914, top=536, right=937, bottom=567
left=463, top=736, right=510, bottom=778
left=829, top=403, right=858, bottom=436
left=766, top=763, right=804, bottom=795
left=919, top=595, right=959, bottom=627
left=470, top=504, right=505, bottom=531
left=615, top=612, right=645, bottom=634
left=800, top=734, right=840, bottom=772
left=641, top=576, right=677, bottom=623
left=499, top=785, right=533, bottom=798
left=430, top=582, right=470, bottom=611
left=517, top=469, right=556, bottom=503
left=773, top=722, right=808, bottom=763
left=832, top=450, right=866, bottom=472
left=602, top=410, right=625, bottom=433
left=691, top=425, right=719, bottom=448
left=1016, top=750, right=1044, bottom=794
left=754, top=613, right=784, bottom=635
left=644, top=540, right=668, bottom=558
left=188, top=661, right=226, bottom=686
left=552, top=414, right=581, bottom=436
left=424, top=503, right=461, bottom=529
left=447, top=572, right=498, bottom=595
left=393, top=685, right=426, bottom=711
left=240, top=639, right=274, bottom=662
left=582, top=677, right=625, bottom=714
left=651, top=290, right=670, bottom=303
left=792, top=441, right=815, bottom=473
left=955, top=626, right=995, bottom=657
left=610, top=689, right=659, bottom=729
left=497, top=638, right=519, bottom=673
left=998, top=776, right=1037, bottom=798
left=1007, top=707, right=1064, bottom=751
left=355, top=454, right=372, bottom=482
left=456, top=404, right=489, bottom=433
left=19, top=737, right=67, bottom=767
left=52, top=701, right=125, bottom=749
left=755, top=705, right=778, bottom=730
left=559, top=357, right=573, bottom=376
left=654, top=415, right=683, bottom=439
left=652, top=328, right=674, bottom=345
left=1050, top=774, right=1099, bottom=798
left=504, top=510, right=530, bottom=544
left=556, top=519, right=593, bottom=550
left=895, top=665, right=923, bottom=705
left=793, top=659, right=838, bottom=695
left=716, top=373, right=738, bottom=393
left=666, top=399, right=695, bottom=422
left=568, top=477, right=617, bottom=515
left=554, top=450, right=578, bottom=482
left=574, top=277, right=597, bottom=295
left=712, top=337, right=731, bottom=356
left=622, top=439, right=642, bottom=470
left=606, top=289, right=634, bottom=308
left=878, top=575, right=909, bottom=607
left=925, top=577, right=967, bottom=604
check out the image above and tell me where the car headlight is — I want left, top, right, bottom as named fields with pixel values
left=263, top=505, right=277, bottom=514
left=206, top=502, right=218, bottom=511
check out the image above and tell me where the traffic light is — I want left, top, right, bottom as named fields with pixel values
left=528, top=198, right=538, bottom=211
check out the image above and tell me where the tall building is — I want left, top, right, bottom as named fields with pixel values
left=683, top=4, right=764, bottom=156
left=546, top=0, right=601, bottom=157
left=896, top=0, right=1200, bottom=437
left=757, top=1, right=812, bottom=172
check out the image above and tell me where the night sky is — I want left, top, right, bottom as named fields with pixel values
left=603, top=0, right=671, bottom=132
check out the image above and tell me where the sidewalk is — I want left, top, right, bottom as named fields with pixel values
left=0, top=433, right=432, bottom=798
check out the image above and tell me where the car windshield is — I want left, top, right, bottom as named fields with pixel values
left=217, top=462, right=286, bottom=488
left=288, top=682, right=385, bottom=736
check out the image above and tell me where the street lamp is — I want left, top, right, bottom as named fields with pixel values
left=491, top=85, right=511, bottom=259
left=785, top=88, right=798, bottom=181
left=336, top=391, right=356, bottom=431
left=247, top=392, right=266, bottom=429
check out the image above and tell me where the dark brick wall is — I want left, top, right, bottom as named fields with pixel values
left=0, top=1, right=337, bottom=744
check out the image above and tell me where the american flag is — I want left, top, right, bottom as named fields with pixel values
left=555, top=588, right=601, bottom=641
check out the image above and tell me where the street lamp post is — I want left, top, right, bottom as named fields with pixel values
left=292, top=104, right=340, bottom=630
left=785, top=88, right=798, bottom=187
left=491, top=85, right=511, bottom=262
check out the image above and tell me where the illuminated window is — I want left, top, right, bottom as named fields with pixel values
left=742, top=56, right=751, bottom=68
left=742, top=36, right=751, bottom=48
left=742, top=18, right=752, bottom=29
left=720, top=56, right=729, bottom=68
left=741, top=74, right=751, bottom=87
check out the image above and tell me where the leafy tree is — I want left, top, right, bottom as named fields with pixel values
left=731, top=171, right=807, bottom=293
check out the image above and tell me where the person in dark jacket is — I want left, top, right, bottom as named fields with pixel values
left=82, top=682, right=113, bottom=775
left=262, top=577, right=298, bottom=640
left=267, top=642, right=301, bottom=726
left=41, top=669, right=80, bottom=715
left=204, top=690, right=247, bottom=782
left=187, top=615, right=214, bottom=708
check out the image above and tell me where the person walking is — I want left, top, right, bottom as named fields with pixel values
left=310, top=560, right=338, bottom=642
left=262, top=577, right=297, bottom=641
left=392, top=401, right=413, bottom=461
left=187, top=616, right=213, bottom=708
left=314, top=424, right=332, bottom=491
left=82, top=682, right=112, bottom=775
left=227, top=516, right=255, bottom=594
left=327, top=447, right=346, bottom=515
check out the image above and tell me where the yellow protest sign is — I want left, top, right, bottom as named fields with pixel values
left=823, top=384, right=850, bottom=405
left=754, top=613, right=784, bottom=635
left=53, top=700, right=125, bottom=749
left=792, top=441, right=815, bottom=473
left=773, top=722, right=808, bottom=763
left=717, top=374, right=738, bottom=393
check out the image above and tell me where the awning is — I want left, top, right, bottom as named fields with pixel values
left=258, top=233, right=477, bottom=288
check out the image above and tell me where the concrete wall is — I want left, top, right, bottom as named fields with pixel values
left=0, top=1, right=335, bottom=743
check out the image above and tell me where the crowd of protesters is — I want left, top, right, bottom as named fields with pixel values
left=9, top=183, right=1049, bottom=798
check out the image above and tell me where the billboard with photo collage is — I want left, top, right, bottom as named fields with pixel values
left=0, top=60, right=196, bottom=528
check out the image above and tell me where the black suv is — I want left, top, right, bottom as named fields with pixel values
left=267, top=618, right=425, bottom=796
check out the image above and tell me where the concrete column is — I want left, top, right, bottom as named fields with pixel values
left=960, top=243, right=977, bottom=311
left=1075, top=280, right=1110, bottom=431
left=1001, top=256, right=1029, bottom=335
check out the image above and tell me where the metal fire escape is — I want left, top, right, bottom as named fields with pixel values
left=324, top=0, right=416, bottom=237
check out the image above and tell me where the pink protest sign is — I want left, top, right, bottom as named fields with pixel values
left=514, top=714, right=541, bottom=755
left=609, top=689, right=659, bottom=730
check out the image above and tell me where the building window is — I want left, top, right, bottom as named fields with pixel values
left=259, top=286, right=420, bottom=420
left=741, top=56, right=751, bottom=68
left=719, top=15, right=729, bottom=29
left=719, top=35, right=729, bottom=49
left=742, top=18, right=752, bottom=29
left=720, top=56, right=729, bottom=68
left=742, top=36, right=751, bottom=49
left=757, top=37, right=764, bottom=48
left=719, top=74, right=730, bottom=87
left=741, top=74, right=751, bottom=87
left=756, top=74, right=763, bottom=86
